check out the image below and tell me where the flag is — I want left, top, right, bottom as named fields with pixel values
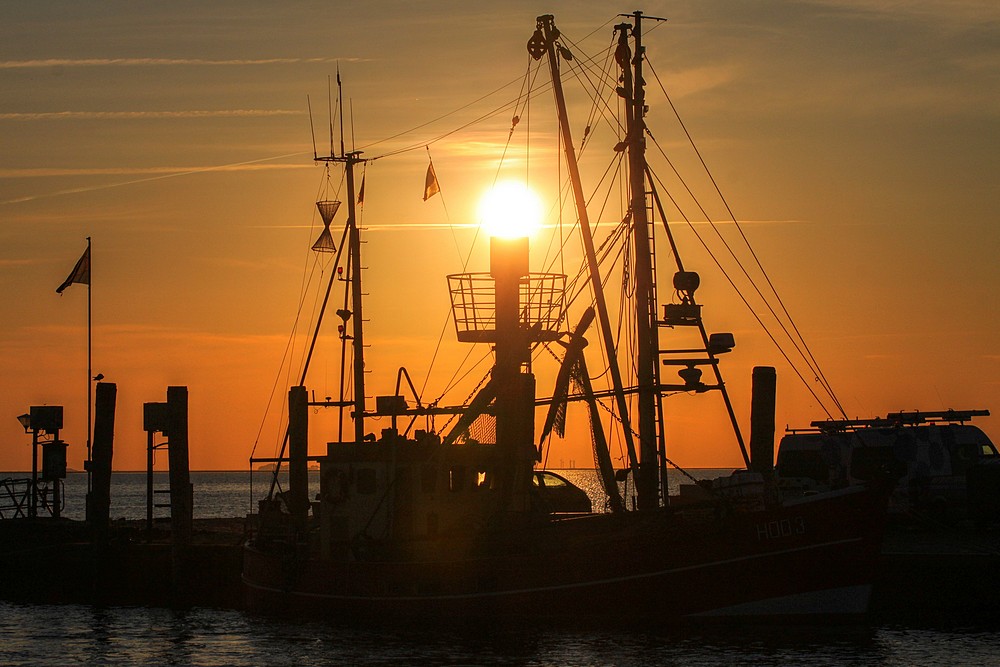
left=56, top=246, right=90, bottom=294
left=357, top=174, right=365, bottom=206
left=423, top=161, right=440, bottom=201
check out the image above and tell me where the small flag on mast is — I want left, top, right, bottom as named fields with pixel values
left=357, top=174, right=365, bottom=206
left=423, top=161, right=440, bottom=201
left=56, top=246, right=91, bottom=294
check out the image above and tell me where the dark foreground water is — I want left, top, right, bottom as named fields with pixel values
left=3, top=471, right=1000, bottom=665
left=2, top=600, right=998, bottom=666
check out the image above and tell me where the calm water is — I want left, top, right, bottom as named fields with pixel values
left=2, top=601, right=998, bottom=666
left=2, top=469, right=736, bottom=521
left=3, top=470, right=999, bottom=665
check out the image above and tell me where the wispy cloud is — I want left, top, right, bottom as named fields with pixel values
left=0, top=57, right=348, bottom=69
left=0, top=258, right=38, bottom=268
left=0, top=153, right=311, bottom=204
left=0, top=163, right=310, bottom=179
left=805, top=0, right=1000, bottom=26
left=0, top=109, right=302, bottom=121
left=253, top=219, right=801, bottom=232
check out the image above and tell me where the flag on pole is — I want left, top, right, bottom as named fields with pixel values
left=56, top=246, right=91, bottom=294
left=357, top=174, right=365, bottom=206
left=423, top=161, right=440, bottom=201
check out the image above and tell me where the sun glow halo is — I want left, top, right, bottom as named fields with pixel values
left=478, top=181, right=543, bottom=239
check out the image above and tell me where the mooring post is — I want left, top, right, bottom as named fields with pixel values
left=749, top=366, right=777, bottom=477
left=288, top=385, right=310, bottom=527
left=88, top=382, right=117, bottom=538
left=166, top=386, right=193, bottom=605
left=166, top=386, right=193, bottom=544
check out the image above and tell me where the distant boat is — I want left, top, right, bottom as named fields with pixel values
left=243, top=12, right=889, bottom=623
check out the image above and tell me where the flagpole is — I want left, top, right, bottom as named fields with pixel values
left=87, top=236, right=92, bottom=494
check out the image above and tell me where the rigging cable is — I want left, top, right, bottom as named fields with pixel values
left=645, top=166, right=837, bottom=420
left=645, top=57, right=847, bottom=419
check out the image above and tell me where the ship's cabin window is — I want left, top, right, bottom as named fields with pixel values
left=449, top=466, right=466, bottom=492
left=356, top=468, right=377, bottom=494
left=421, top=464, right=437, bottom=493
left=475, top=468, right=495, bottom=490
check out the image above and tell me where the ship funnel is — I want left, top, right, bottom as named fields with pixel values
left=312, top=200, right=341, bottom=253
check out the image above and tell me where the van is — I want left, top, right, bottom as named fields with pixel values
left=776, top=410, right=1000, bottom=524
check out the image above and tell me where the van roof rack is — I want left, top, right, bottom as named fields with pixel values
left=809, top=409, right=990, bottom=433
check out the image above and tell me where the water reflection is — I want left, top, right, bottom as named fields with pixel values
left=9, top=600, right=997, bottom=667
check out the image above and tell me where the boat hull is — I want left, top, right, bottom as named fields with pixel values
left=243, top=484, right=887, bottom=622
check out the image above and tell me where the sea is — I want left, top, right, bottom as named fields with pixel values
left=2, top=470, right=999, bottom=666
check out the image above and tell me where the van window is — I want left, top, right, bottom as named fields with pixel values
left=776, top=450, right=828, bottom=483
left=850, top=447, right=904, bottom=481
left=951, top=443, right=984, bottom=476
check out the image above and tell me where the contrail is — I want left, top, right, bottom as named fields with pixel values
left=1, top=152, right=312, bottom=205
left=0, top=57, right=344, bottom=69
left=0, top=109, right=301, bottom=121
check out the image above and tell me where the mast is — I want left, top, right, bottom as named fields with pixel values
left=529, top=14, right=640, bottom=478
left=345, top=153, right=366, bottom=443
left=338, top=68, right=366, bottom=444
left=617, top=13, right=661, bottom=510
left=264, top=78, right=366, bottom=500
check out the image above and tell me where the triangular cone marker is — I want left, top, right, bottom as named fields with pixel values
left=316, top=200, right=342, bottom=225
left=312, top=225, right=337, bottom=253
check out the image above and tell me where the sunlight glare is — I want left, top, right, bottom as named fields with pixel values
left=478, top=181, right=542, bottom=239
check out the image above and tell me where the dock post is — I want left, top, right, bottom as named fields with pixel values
left=166, top=386, right=193, bottom=544
left=167, top=386, right=192, bottom=606
left=288, top=385, right=310, bottom=526
left=87, top=382, right=117, bottom=538
left=749, top=366, right=777, bottom=477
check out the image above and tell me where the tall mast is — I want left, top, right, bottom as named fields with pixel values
left=618, top=12, right=660, bottom=509
left=337, top=72, right=366, bottom=444
left=345, top=154, right=366, bottom=443
left=529, top=15, right=640, bottom=477
left=303, top=76, right=366, bottom=436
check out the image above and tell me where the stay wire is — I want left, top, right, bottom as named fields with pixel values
left=646, top=166, right=836, bottom=420
left=646, top=57, right=846, bottom=418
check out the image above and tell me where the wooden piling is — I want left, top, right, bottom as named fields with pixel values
left=288, top=385, right=309, bottom=525
left=87, top=382, right=117, bottom=537
left=749, top=366, right=776, bottom=476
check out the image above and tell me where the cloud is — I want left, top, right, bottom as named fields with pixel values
left=805, top=0, right=1000, bottom=26
left=0, top=109, right=302, bottom=121
left=0, top=154, right=312, bottom=204
left=0, top=258, right=38, bottom=268
left=0, top=57, right=350, bottom=69
left=0, top=164, right=310, bottom=179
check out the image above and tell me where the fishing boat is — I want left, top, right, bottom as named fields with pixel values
left=243, top=12, right=889, bottom=623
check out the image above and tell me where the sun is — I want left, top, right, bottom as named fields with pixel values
left=478, top=181, right=543, bottom=239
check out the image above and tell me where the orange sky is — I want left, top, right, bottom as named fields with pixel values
left=1, top=1, right=998, bottom=473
